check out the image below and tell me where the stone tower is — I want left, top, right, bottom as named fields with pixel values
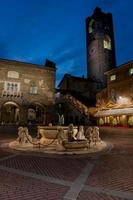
left=86, top=7, right=116, bottom=87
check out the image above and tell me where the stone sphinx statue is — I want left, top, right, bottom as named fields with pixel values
left=85, top=126, right=101, bottom=147
left=56, top=127, right=66, bottom=151
left=17, top=127, right=24, bottom=143
left=67, top=124, right=78, bottom=142
left=76, top=126, right=86, bottom=140
left=85, top=127, right=93, bottom=148
left=36, top=128, right=52, bottom=145
left=17, top=127, right=32, bottom=145
left=92, top=126, right=101, bottom=145
left=9, top=126, right=33, bottom=148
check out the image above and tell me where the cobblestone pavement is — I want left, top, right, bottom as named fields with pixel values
left=0, top=126, right=133, bottom=200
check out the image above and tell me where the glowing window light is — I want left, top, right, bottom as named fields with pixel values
left=110, top=74, right=116, bottom=81
left=129, top=68, right=133, bottom=75
left=103, top=35, right=112, bottom=50
left=89, top=19, right=95, bottom=33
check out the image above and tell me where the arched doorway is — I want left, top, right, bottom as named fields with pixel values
left=1, top=101, right=20, bottom=124
left=27, top=103, right=45, bottom=124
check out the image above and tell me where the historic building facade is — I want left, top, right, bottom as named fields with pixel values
left=0, top=59, right=56, bottom=125
left=58, top=74, right=102, bottom=100
left=57, top=73, right=102, bottom=125
left=86, top=7, right=116, bottom=87
left=58, top=7, right=133, bottom=126
left=95, top=61, right=133, bottom=127
left=58, top=7, right=117, bottom=125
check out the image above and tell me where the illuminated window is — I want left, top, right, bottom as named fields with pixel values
left=110, top=74, right=116, bottom=81
left=4, top=82, right=20, bottom=94
left=29, top=82, right=38, bottom=94
left=89, top=19, right=95, bottom=33
left=129, top=67, right=133, bottom=75
left=103, top=35, right=111, bottom=50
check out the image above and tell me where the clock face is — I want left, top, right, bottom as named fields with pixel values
left=89, top=48, right=95, bottom=56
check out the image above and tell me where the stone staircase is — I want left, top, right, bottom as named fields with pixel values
left=63, top=94, right=90, bottom=117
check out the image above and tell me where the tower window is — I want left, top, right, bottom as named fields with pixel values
left=89, top=19, right=95, bottom=33
left=103, top=35, right=111, bottom=50
left=129, top=67, right=133, bottom=75
left=110, top=74, right=116, bottom=81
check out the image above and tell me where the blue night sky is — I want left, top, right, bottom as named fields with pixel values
left=0, top=0, right=133, bottom=85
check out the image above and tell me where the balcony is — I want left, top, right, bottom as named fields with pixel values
left=1, top=90, right=22, bottom=98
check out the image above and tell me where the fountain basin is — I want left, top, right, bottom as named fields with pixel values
left=64, top=140, right=88, bottom=150
left=38, top=126, right=78, bottom=139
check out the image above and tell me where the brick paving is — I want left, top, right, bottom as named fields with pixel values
left=0, top=169, right=68, bottom=200
left=100, top=127, right=133, bottom=154
left=0, top=155, right=88, bottom=182
left=85, top=154, right=133, bottom=192
left=83, top=128, right=133, bottom=200
left=77, top=191, right=125, bottom=200
left=0, top=126, right=133, bottom=200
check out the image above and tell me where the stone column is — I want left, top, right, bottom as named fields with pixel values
left=20, top=106, right=28, bottom=125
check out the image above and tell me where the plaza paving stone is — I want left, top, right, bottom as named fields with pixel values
left=0, top=169, right=68, bottom=200
left=77, top=191, right=125, bottom=200
left=85, top=154, right=133, bottom=192
left=0, top=126, right=133, bottom=200
left=0, top=155, right=88, bottom=182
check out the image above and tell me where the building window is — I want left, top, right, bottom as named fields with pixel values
left=30, top=86, right=38, bottom=94
left=4, top=82, right=20, bottom=94
left=129, top=67, right=133, bottom=75
left=111, top=89, right=117, bottom=103
left=110, top=74, right=116, bottom=81
left=89, top=19, right=95, bottom=33
left=103, top=35, right=111, bottom=50
left=29, top=82, right=38, bottom=94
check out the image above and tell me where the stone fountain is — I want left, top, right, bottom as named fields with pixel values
left=9, top=124, right=107, bottom=155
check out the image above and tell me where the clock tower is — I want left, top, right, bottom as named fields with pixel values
left=86, top=7, right=116, bottom=87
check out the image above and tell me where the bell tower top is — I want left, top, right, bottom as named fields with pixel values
left=94, top=7, right=102, bottom=13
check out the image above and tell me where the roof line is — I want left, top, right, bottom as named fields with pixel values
left=105, top=60, right=133, bottom=74
left=0, top=57, right=42, bottom=67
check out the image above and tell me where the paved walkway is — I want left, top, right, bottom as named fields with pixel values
left=0, top=127, right=133, bottom=200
